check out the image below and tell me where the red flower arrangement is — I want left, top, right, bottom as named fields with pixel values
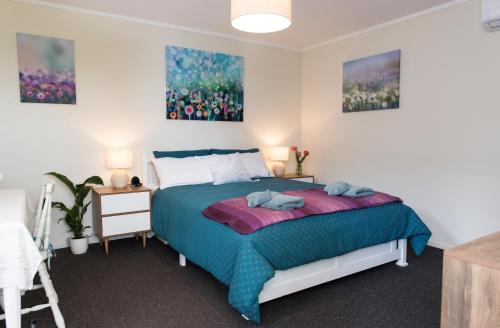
left=290, top=146, right=310, bottom=176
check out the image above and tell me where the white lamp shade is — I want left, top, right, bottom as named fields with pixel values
left=231, top=0, right=292, bottom=33
left=269, top=147, right=290, bottom=161
left=106, top=149, right=133, bottom=169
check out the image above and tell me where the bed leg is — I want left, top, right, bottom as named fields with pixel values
left=241, top=314, right=250, bottom=321
left=179, top=254, right=186, bottom=267
left=156, top=236, right=168, bottom=245
left=396, top=238, right=408, bottom=267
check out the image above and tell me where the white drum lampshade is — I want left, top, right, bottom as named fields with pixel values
left=269, top=146, right=289, bottom=177
left=231, top=0, right=292, bottom=33
left=106, top=149, right=133, bottom=188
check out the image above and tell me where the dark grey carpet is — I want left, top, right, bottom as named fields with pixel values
left=1, top=238, right=443, bottom=328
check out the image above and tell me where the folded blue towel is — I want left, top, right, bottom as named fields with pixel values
left=324, top=182, right=351, bottom=196
left=343, top=186, right=374, bottom=197
left=247, top=190, right=272, bottom=208
left=260, top=192, right=304, bottom=211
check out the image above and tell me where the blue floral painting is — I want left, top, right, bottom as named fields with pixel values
left=343, top=50, right=400, bottom=113
left=166, top=46, right=244, bottom=122
left=16, top=33, right=76, bottom=104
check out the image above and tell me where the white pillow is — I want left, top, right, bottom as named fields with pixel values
left=199, top=154, right=251, bottom=185
left=152, top=156, right=213, bottom=189
left=238, top=152, right=271, bottom=178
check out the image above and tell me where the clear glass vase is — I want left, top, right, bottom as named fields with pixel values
left=296, top=162, right=303, bottom=176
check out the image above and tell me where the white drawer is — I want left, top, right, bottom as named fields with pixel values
left=101, top=191, right=149, bottom=215
left=102, top=212, right=150, bottom=237
left=291, top=177, right=314, bottom=183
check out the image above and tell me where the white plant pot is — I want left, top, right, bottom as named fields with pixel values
left=69, top=236, right=88, bottom=255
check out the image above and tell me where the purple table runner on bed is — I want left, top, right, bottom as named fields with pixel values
left=202, top=188, right=402, bottom=234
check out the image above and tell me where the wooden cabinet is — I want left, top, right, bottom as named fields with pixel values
left=441, top=231, right=500, bottom=328
left=281, top=173, right=314, bottom=183
left=92, top=186, right=151, bottom=255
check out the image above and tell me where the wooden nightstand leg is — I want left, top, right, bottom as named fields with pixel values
left=142, top=232, right=147, bottom=248
left=104, top=238, right=109, bottom=255
left=135, top=234, right=138, bottom=241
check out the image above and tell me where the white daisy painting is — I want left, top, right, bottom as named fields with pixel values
left=343, top=50, right=400, bottom=113
left=165, top=46, right=244, bottom=122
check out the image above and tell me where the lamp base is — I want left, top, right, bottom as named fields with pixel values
left=111, top=169, right=129, bottom=188
left=273, top=162, right=286, bottom=177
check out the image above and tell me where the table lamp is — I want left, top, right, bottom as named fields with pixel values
left=106, top=149, right=133, bottom=188
left=269, top=146, right=289, bottom=177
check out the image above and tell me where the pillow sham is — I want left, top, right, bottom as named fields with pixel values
left=152, top=156, right=213, bottom=189
left=238, top=152, right=271, bottom=178
left=199, top=154, right=251, bottom=185
left=153, top=149, right=211, bottom=159
left=211, top=148, right=259, bottom=155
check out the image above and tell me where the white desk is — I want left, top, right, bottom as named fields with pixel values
left=0, top=189, right=42, bottom=328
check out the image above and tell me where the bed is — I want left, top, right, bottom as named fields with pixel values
left=144, top=154, right=431, bottom=323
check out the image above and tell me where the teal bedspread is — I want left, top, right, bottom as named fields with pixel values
left=152, top=178, right=431, bottom=323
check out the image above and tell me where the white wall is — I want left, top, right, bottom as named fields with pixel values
left=302, top=0, right=500, bottom=248
left=0, top=0, right=302, bottom=247
left=2, top=0, right=499, bottom=250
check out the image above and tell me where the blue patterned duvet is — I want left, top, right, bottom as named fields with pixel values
left=152, top=178, right=431, bottom=322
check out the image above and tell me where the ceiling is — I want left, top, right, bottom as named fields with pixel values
left=40, top=0, right=454, bottom=50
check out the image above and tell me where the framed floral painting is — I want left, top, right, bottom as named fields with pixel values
left=166, top=46, right=244, bottom=122
left=343, top=50, right=400, bottom=113
left=16, top=33, right=76, bottom=104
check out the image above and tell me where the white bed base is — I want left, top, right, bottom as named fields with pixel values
left=259, top=238, right=407, bottom=304
left=143, top=152, right=408, bottom=316
left=156, top=235, right=408, bottom=305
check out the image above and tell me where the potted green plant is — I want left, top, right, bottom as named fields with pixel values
left=46, top=172, right=103, bottom=255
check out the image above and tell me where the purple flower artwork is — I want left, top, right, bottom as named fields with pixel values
left=16, top=33, right=76, bottom=105
left=343, top=50, right=400, bottom=113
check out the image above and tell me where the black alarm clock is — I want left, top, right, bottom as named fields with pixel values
left=130, top=176, right=142, bottom=187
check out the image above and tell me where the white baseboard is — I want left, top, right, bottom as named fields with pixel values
left=53, top=235, right=451, bottom=250
left=52, top=240, right=69, bottom=249
left=427, top=240, right=451, bottom=250
left=51, top=235, right=98, bottom=249
left=52, top=234, right=133, bottom=249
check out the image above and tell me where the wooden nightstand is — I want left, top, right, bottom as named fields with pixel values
left=280, top=173, right=315, bottom=183
left=92, top=186, right=151, bottom=255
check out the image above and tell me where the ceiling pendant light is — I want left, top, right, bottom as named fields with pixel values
left=231, top=0, right=292, bottom=33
